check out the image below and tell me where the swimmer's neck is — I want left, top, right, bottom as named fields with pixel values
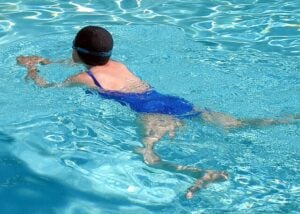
left=83, top=60, right=113, bottom=70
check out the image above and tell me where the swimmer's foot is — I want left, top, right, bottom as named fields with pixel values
left=185, top=170, right=228, bottom=199
left=282, top=114, right=300, bottom=123
left=242, top=114, right=300, bottom=128
left=294, top=114, right=300, bottom=120
left=135, top=147, right=161, bottom=165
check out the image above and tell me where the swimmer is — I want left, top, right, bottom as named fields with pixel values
left=16, top=26, right=299, bottom=199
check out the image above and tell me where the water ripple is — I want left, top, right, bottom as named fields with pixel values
left=0, top=1, right=299, bottom=212
left=0, top=0, right=299, bottom=55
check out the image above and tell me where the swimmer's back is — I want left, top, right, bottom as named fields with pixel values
left=81, top=60, right=149, bottom=93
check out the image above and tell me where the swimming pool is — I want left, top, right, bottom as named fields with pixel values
left=0, top=0, right=299, bottom=213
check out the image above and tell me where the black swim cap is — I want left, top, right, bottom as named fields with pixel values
left=73, top=26, right=113, bottom=65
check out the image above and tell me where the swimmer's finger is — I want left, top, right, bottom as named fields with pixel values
left=16, top=56, right=26, bottom=65
left=176, top=120, right=183, bottom=127
left=39, top=59, right=51, bottom=65
left=168, top=130, right=175, bottom=139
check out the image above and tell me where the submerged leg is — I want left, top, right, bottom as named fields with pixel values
left=151, top=161, right=228, bottom=199
left=201, top=110, right=243, bottom=129
left=137, top=114, right=182, bottom=164
left=185, top=170, right=228, bottom=199
left=241, top=114, right=300, bottom=127
left=201, top=110, right=300, bottom=129
left=137, top=114, right=228, bottom=199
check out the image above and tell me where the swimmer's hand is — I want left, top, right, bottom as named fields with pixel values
left=55, top=58, right=77, bottom=66
left=26, top=67, right=37, bottom=79
left=25, top=66, right=53, bottom=87
left=17, top=55, right=50, bottom=68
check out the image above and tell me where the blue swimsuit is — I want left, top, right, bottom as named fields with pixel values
left=86, top=70, right=201, bottom=118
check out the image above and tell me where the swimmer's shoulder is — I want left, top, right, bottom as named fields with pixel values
left=110, top=60, right=150, bottom=92
left=67, top=60, right=149, bottom=92
left=97, top=60, right=150, bottom=93
left=107, top=60, right=130, bottom=72
left=64, top=70, right=95, bottom=87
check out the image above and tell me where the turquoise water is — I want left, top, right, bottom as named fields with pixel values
left=0, top=0, right=299, bottom=213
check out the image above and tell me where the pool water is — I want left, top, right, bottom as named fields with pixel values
left=0, top=0, right=299, bottom=213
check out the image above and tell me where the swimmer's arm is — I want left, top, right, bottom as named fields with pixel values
left=50, top=58, right=76, bottom=66
left=17, top=56, right=51, bottom=68
left=17, top=55, right=76, bottom=67
left=26, top=67, right=85, bottom=88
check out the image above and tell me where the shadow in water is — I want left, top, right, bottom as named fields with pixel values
left=0, top=131, right=157, bottom=213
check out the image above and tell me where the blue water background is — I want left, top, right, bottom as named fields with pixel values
left=0, top=0, right=299, bottom=213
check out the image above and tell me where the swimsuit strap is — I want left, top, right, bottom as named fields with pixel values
left=86, top=70, right=103, bottom=90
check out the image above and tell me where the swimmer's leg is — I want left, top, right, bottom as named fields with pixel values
left=148, top=160, right=228, bottom=199
left=185, top=170, right=228, bottom=199
left=200, top=110, right=300, bottom=129
left=240, top=114, right=300, bottom=127
left=136, top=114, right=182, bottom=164
left=136, top=114, right=228, bottom=199
left=200, top=110, right=243, bottom=129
